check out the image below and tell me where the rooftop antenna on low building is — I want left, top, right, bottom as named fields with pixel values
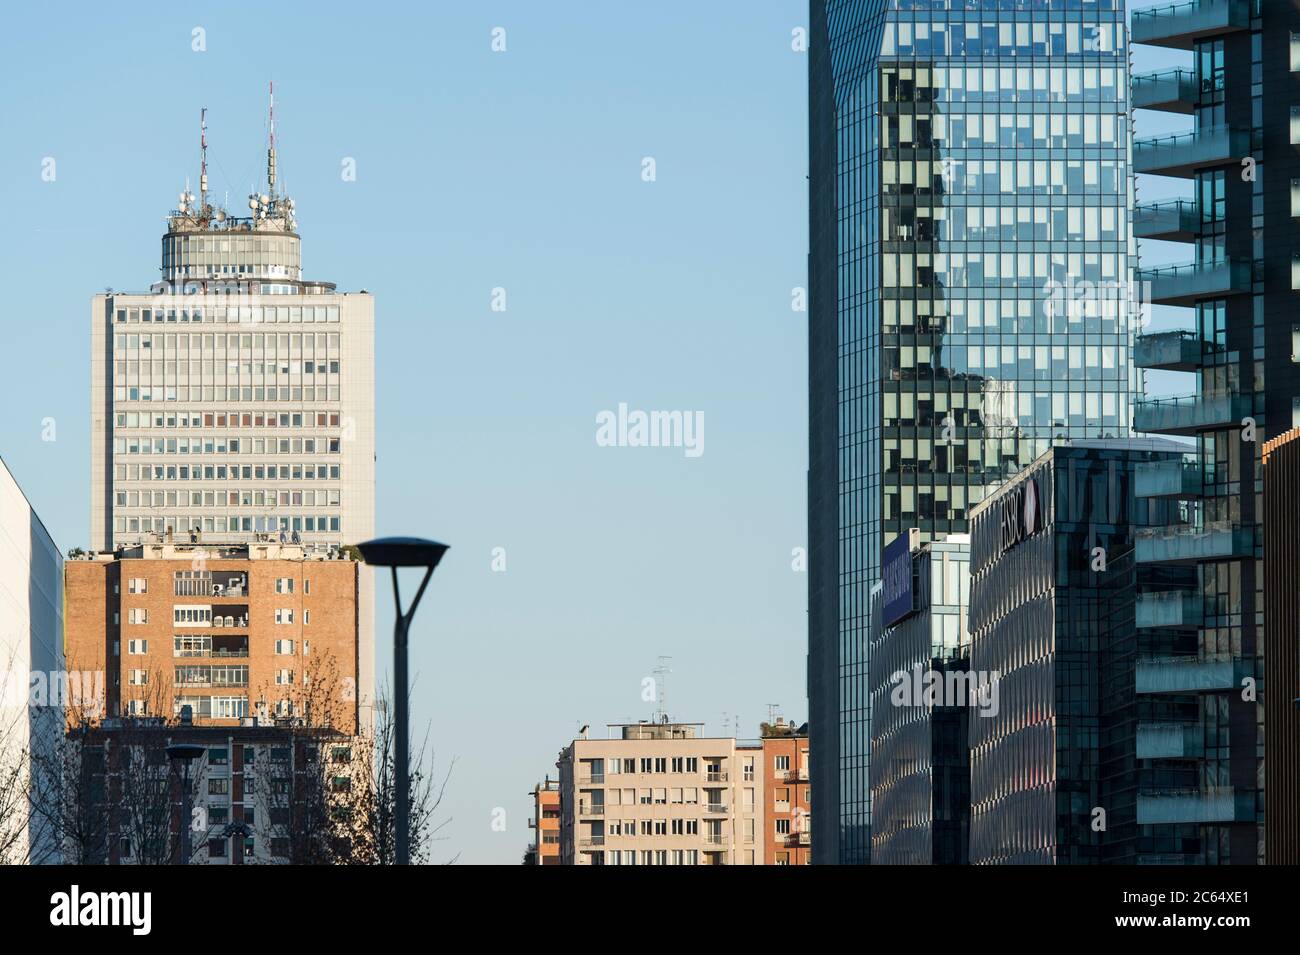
left=652, top=655, right=672, bottom=723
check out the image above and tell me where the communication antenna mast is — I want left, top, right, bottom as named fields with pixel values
left=652, top=656, right=672, bottom=723
left=199, top=107, right=209, bottom=210
left=267, top=80, right=277, bottom=199
left=766, top=703, right=781, bottom=725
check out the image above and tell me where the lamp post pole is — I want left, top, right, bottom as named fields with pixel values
left=357, top=536, right=449, bottom=866
left=167, top=740, right=205, bottom=865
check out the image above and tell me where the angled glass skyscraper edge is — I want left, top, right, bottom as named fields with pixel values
left=808, top=0, right=1137, bottom=863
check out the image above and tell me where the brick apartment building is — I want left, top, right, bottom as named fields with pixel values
left=761, top=719, right=811, bottom=865
left=64, top=540, right=359, bottom=732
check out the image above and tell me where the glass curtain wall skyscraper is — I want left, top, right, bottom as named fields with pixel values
left=808, top=0, right=1137, bottom=863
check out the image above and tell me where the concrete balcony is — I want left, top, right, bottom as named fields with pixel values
left=1136, top=260, right=1250, bottom=307
left=1135, top=655, right=1241, bottom=693
left=1133, top=126, right=1251, bottom=178
left=1134, top=330, right=1206, bottom=371
left=1134, top=521, right=1255, bottom=564
left=1131, top=0, right=1251, bottom=51
left=1135, top=590, right=1203, bottom=629
left=1136, top=722, right=1204, bottom=759
left=1134, top=459, right=1204, bottom=498
left=1133, top=393, right=1253, bottom=436
left=1136, top=788, right=1253, bottom=825
left=1133, top=199, right=1199, bottom=242
left=1132, top=69, right=1198, bottom=113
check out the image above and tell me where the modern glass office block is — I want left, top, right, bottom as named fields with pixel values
left=809, top=0, right=1137, bottom=863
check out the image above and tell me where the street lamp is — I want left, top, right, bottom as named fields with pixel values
left=356, top=536, right=449, bottom=865
left=166, top=741, right=205, bottom=865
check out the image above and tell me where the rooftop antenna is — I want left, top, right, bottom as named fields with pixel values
left=652, top=656, right=672, bottom=724
left=267, top=80, right=277, bottom=200
left=199, top=107, right=209, bottom=211
left=766, top=703, right=781, bottom=725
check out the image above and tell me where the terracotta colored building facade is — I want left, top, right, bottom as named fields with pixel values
left=528, top=779, right=561, bottom=865
left=64, top=540, right=359, bottom=733
left=762, top=721, right=811, bottom=865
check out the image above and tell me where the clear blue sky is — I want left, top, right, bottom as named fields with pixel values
left=0, top=2, right=809, bottom=863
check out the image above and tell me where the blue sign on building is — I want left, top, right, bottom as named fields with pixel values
left=882, top=533, right=914, bottom=627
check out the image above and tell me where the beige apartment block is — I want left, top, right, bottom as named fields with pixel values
left=64, top=541, right=359, bottom=734
left=557, top=722, right=767, bottom=865
left=87, top=114, right=376, bottom=711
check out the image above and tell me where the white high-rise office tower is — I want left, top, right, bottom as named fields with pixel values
left=89, top=96, right=376, bottom=709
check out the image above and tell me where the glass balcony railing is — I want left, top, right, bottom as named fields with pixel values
left=1135, top=259, right=1250, bottom=306
left=1134, top=329, right=1206, bottom=371
left=1134, top=458, right=1204, bottom=497
left=1132, top=69, right=1198, bottom=113
left=1133, top=126, right=1251, bottom=177
left=1135, top=589, right=1203, bottom=629
left=1134, top=521, right=1256, bottom=563
left=1136, top=788, right=1253, bottom=825
left=1135, top=655, right=1241, bottom=693
left=1133, top=199, right=1199, bottom=241
left=1131, top=0, right=1251, bottom=51
left=1136, top=722, right=1204, bottom=759
left=1134, top=393, right=1253, bottom=436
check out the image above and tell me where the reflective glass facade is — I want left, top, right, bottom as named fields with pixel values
left=868, top=538, right=971, bottom=864
left=967, top=443, right=1187, bottom=864
left=808, top=0, right=1136, bottom=863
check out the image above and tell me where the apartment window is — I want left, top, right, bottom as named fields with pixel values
left=776, top=818, right=791, bottom=835
left=303, top=610, right=310, bottom=625
left=303, top=578, right=310, bottom=595
left=128, top=578, right=148, bottom=594
left=743, top=788, right=755, bottom=811
left=640, top=820, right=652, bottom=835
left=119, top=837, right=132, bottom=859
left=640, top=758, right=652, bottom=774
left=271, top=837, right=289, bottom=858
left=275, top=669, right=294, bottom=685
left=775, top=754, right=791, bottom=772
left=671, top=757, right=684, bottom=773
left=743, top=756, right=755, bottom=781
left=127, top=699, right=148, bottom=716
left=128, top=608, right=148, bottom=625
left=208, top=747, right=228, bottom=766
left=275, top=577, right=294, bottom=594
left=173, top=606, right=212, bottom=626
left=209, top=778, right=229, bottom=795
left=654, top=757, right=667, bottom=773
left=208, top=839, right=227, bottom=858
left=274, top=608, right=294, bottom=624
left=1292, top=106, right=1300, bottom=146
left=672, top=818, right=685, bottom=835
left=685, top=757, right=698, bottom=773
left=1292, top=180, right=1300, bottom=218
left=653, top=788, right=667, bottom=804
left=1292, top=31, right=1300, bottom=71
left=639, top=790, right=652, bottom=805
left=622, top=758, right=635, bottom=773
left=744, top=818, right=755, bottom=843
left=128, top=639, right=148, bottom=654
left=274, top=639, right=294, bottom=655
left=128, top=669, right=148, bottom=686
